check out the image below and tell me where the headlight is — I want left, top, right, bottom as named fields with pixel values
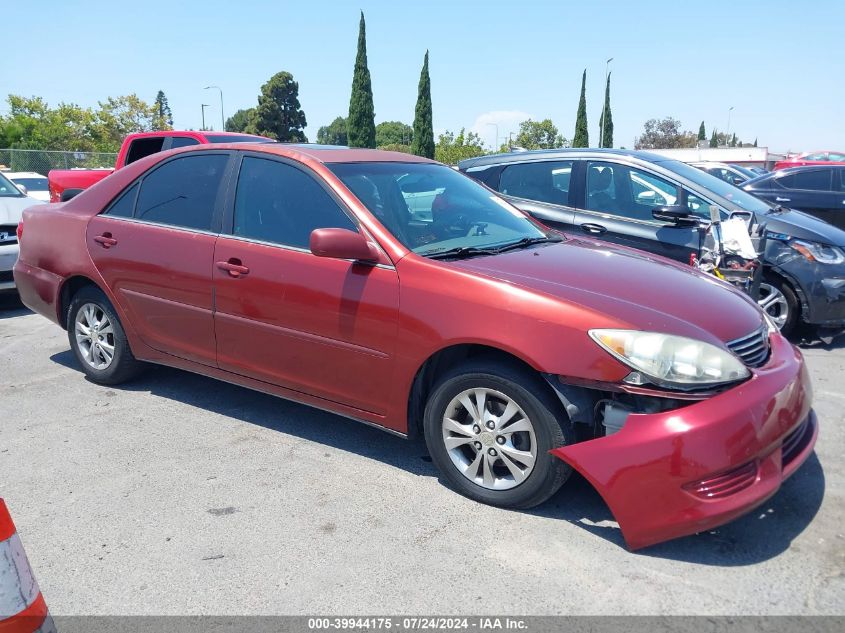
left=789, top=239, right=845, bottom=265
left=589, top=329, right=750, bottom=390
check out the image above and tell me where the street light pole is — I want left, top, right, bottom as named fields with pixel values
left=726, top=106, right=734, bottom=147
left=486, top=123, right=499, bottom=151
left=204, top=86, right=225, bottom=131
left=600, top=57, right=613, bottom=149
left=201, top=104, right=210, bottom=130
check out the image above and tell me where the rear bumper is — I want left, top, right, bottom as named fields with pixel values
left=552, top=334, right=816, bottom=550
left=12, top=260, right=64, bottom=325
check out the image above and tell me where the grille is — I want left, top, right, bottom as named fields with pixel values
left=782, top=416, right=812, bottom=466
left=727, top=325, right=770, bottom=368
left=0, top=224, right=17, bottom=246
left=683, top=461, right=758, bottom=499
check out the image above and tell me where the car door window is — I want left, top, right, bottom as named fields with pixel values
left=828, top=152, right=845, bottom=161
left=170, top=137, right=201, bottom=149
left=135, top=154, right=228, bottom=231
left=125, top=137, right=166, bottom=165
left=585, top=162, right=679, bottom=222
left=779, top=169, right=832, bottom=191
left=233, top=156, right=356, bottom=248
left=498, top=161, right=573, bottom=205
left=103, top=182, right=139, bottom=218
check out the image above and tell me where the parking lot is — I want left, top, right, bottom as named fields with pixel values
left=1, top=293, right=843, bottom=616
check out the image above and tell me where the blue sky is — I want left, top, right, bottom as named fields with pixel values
left=5, top=0, right=844, bottom=153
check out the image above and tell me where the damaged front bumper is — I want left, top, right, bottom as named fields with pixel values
left=551, top=334, right=817, bottom=550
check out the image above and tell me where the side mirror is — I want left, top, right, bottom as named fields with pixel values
left=652, top=205, right=699, bottom=226
left=310, top=228, right=380, bottom=263
left=60, top=188, right=84, bottom=202
left=15, top=183, right=27, bottom=195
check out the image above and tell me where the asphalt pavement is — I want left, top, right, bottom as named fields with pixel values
left=1, top=293, right=843, bottom=615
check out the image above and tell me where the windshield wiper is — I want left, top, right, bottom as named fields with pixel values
left=422, top=246, right=499, bottom=260
left=491, top=235, right=563, bottom=253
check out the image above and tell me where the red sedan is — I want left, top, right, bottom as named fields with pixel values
left=13, top=143, right=817, bottom=549
left=773, top=150, right=845, bottom=170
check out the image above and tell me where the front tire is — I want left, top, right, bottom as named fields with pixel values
left=423, top=359, right=574, bottom=509
left=67, top=286, right=142, bottom=385
left=759, top=277, right=798, bottom=336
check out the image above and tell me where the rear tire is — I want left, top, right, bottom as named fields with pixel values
left=423, top=358, right=574, bottom=510
left=759, top=276, right=798, bottom=337
left=67, top=286, right=142, bottom=385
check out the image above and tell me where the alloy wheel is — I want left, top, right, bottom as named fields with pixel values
left=441, top=387, right=537, bottom=490
left=74, top=303, right=116, bottom=370
left=758, top=282, right=789, bottom=330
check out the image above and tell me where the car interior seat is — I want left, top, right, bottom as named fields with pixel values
left=587, top=167, right=616, bottom=211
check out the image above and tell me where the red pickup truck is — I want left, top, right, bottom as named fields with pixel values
left=48, top=130, right=269, bottom=202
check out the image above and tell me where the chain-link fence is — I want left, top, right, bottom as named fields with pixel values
left=0, top=149, right=117, bottom=175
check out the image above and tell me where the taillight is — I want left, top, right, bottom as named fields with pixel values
left=16, top=221, right=23, bottom=243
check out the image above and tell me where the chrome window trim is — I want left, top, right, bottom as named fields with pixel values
left=94, top=214, right=220, bottom=237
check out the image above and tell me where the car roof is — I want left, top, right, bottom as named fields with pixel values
left=3, top=171, right=46, bottom=178
left=458, top=148, right=671, bottom=170
left=173, top=142, right=437, bottom=164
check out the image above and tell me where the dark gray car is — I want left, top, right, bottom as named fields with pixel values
left=459, top=149, right=845, bottom=335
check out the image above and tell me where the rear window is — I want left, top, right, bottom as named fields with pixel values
left=11, top=177, right=48, bottom=190
left=125, top=137, right=166, bottom=165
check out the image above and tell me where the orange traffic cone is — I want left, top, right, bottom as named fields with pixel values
left=0, top=499, right=55, bottom=633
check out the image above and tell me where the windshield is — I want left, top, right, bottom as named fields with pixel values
left=661, top=160, right=771, bottom=213
left=729, top=164, right=758, bottom=179
left=328, top=162, right=549, bottom=256
left=11, top=177, right=48, bottom=191
left=0, top=172, right=25, bottom=198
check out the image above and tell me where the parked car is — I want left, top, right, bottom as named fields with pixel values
left=459, top=149, right=845, bottom=335
left=3, top=172, right=50, bottom=202
left=773, top=151, right=845, bottom=171
left=48, top=130, right=269, bottom=202
left=15, top=143, right=817, bottom=550
left=742, top=165, right=845, bottom=231
left=744, top=165, right=769, bottom=176
left=0, top=171, right=40, bottom=292
left=691, top=162, right=753, bottom=186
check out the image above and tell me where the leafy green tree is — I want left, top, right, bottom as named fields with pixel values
left=515, top=119, right=565, bottom=149
left=247, top=71, right=307, bottom=142
left=317, top=116, right=348, bottom=145
left=634, top=117, right=697, bottom=149
left=572, top=69, right=589, bottom=148
left=698, top=121, right=706, bottom=141
left=378, top=143, right=412, bottom=154
left=348, top=12, right=376, bottom=148
left=376, top=121, right=413, bottom=147
left=91, top=94, right=161, bottom=151
left=225, top=108, right=254, bottom=132
left=434, top=128, right=485, bottom=165
left=411, top=50, right=434, bottom=159
left=598, top=72, right=613, bottom=148
left=709, top=129, right=718, bottom=148
left=153, top=90, right=173, bottom=130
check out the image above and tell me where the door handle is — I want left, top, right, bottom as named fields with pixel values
left=580, top=223, right=607, bottom=235
left=216, top=259, right=250, bottom=277
left=775, top=197, right=791, bottom=203
left=93, top=233, right=118, bottom=248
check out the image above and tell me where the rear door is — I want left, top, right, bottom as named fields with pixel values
left=573, top=160, right=703, bottom=263
left=212, top=154, right=400, bottom=415
left=86, top=152, right=231, bottom=367
left=772, top=168, right=837, bottom=222
left=492, top=160, right=578, bottom=232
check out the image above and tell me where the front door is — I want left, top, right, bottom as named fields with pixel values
left=86, top=152, right=230, bottom=367
left=573, top=160, right=703, bottom=263
left=213, top=155, right=400, bottom=415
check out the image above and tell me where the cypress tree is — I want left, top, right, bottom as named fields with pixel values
left=572, top=69, right=589, bottom=148
left=698, top=121, right=706, bottom=141
left=411, top=51, right=435, bottom=159
left=709, top=129, right=718, bottom=148
left=730, top=133, right=737, bottom=147
left=598, top=72, right=613, bottom=148
left=753, top=137, right=758, bottom=147
left=347, top=12, right=376, bottom=148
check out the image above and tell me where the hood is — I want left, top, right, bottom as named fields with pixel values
left=449, top=238, right=764, bottom=345
left=759, top=207, right=845, bottom=246
left=0, top=196, right=38, bottom=224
